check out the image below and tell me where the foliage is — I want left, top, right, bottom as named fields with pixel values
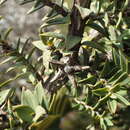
left=0, top=0, right=130, bottom=130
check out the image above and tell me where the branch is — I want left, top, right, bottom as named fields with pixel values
left=74, top=98, right=93, bottom=110
left=43, top=0, right=68, bottom=17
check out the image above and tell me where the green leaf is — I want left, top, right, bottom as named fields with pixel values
left=104, top=117, right=113, bottom=126
left=32, top=40, right=47, bottom=51
left=92, top=87, right=109, bottom=97
left=100, top=118, right=107, bottom=130
left=120, top=77, right=130, bottom=86
left=75, top=4, right=92, bottom=19
left=86, top=22, right=109, bottom=38
left=21, top=38, right=30, bottom=54
left=40, top=32, right=65, bottom=40
left=27, top=47, right=36, bottom=60
left=47, top=9, right=58, bottom=18
left=0, top=89, right=11, bottom=105
left=108, top=70, right=123, bottom=83
left=112, top=48, right=120, bottom=66
left=27, top=0, right=44, bottom=14
left=0, top=57, right=16, bottom=66
left=104, top=13, right=109, bottom=27
left=78, top=75, right=97, bottom=85
left=113, top=93, right=130, bottom=106
left=112, top=72, right=128, bottom=85
left=6, top=65, right=21, bottom=73
left=42, top=48, right=51, bottom=71
left=65, top=35, right=81, bottom=50
left=34, top=82, right=44, bottom=105
left=116, top=12, right=122, bottom=28
left=100, top=60, right=111, bottom=78
left=90, top=1, right=100, bottom=14
left=0, top=73, right=26, bottom=88
left=117, top=90, right=127, bottom=97
left=13, top=105, right=34, bottom=123
left=82, top=41, right=106, bottom=53
left=41, top=15, right=70, bottom=28
left=28, top=73, right=35, bottom=84
left=122, top=29, right=130, bottom=39
left=34, top=82, right=49, bottom=110
left=107, top=99, right=117, bottom=114
left=30, top=115, right=60, bottom=130
left=21, top=88, right=39, bottom=110
left=119, top=50, right=128, bottom=72
left=16, top=38, right=21, bottom=51
left=112, top=48, right=128, bottom=72
left=49, top=88, right=71, bottom=115
left=33, top=105, right=46, bottom=122
left=4, top=28, right=13, bottom=40
left=109, top=26, right=117, bottom=42
left=122, top=0, right=129, bottom=12
left=110, top=83, right=120, bottom=92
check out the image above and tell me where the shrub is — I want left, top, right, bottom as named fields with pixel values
left=0, top=0, right=130, bottom=130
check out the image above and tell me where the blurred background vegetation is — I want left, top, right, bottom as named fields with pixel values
left=0, top=0, right=44, bottom=89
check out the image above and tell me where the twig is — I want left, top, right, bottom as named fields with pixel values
left=74, top=98, right=93, bottom=110
left=93, top=93, right=111, bottom=110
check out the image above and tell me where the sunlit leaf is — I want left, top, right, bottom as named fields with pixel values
left=40, top=32, right=65, bottom=40
left=34, top=82, right=49, bottom=110
left=109, top=26, right=117, bottom=42
left=21, top=88, right=39, bottom=110
left=75, top=4, right=92, bottom=19
left=41, top=15, right=70, bottom=28
left=0, top=57, right=16, bottom=66
left=0, top=88, right=11, bottom=105
left=100, top=118, right=107, bottom=130
left=113, top=93, right=130, bottom=106
left=104, top=117, right=113, bottom=126
left=33, top=105, right=46, bottom=122
left=107, top=99, right=117, bottom=114
left=32, top=40, right=47, bottom=51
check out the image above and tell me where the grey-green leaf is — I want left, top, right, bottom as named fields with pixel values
left=82, top=41, right=106, bottom=53
left=107, top=99, right=117, bottom=114
left=114, top=93, right=130, bottom=106
left=0, top=89, right=11, bottom=105
left=65, top=35, right=81, bottom=50
left=75, top=4, right=92, bottom=19
left=13, top=105, right=34, bottom=123
left=21, top=88, right=39, bottom=110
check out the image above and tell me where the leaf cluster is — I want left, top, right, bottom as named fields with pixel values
left=0, top=0, right=130, bottom=130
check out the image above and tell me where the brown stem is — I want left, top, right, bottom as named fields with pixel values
left=43, top=0, right=68, bottom=17
left=68, top=0, right=91, bottom=61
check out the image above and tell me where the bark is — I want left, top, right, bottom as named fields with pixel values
left=68, top=0, right=91, bottom=61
